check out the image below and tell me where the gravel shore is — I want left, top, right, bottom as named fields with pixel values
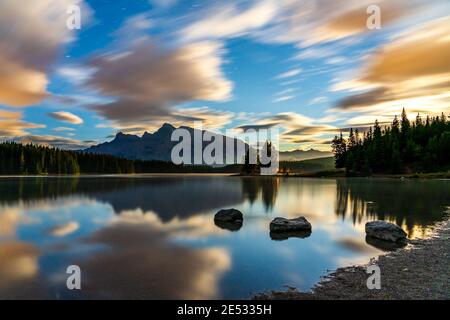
left=255, top=219, right=450, bottom=300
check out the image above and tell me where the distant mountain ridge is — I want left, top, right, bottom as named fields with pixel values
left=279, top=149, right=333, bottom=161
left=84, top=123, right=248, bottom=164
left=85, top=123, right=332, bottom=163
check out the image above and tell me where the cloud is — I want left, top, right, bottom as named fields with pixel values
left=0, top=56, right=48, bottom=107
left=178, top=0, right=419, bottom=48
left=275, top=68, right=302, bottom=80
left=284, top=125, right=337, bottom=137
left=16, top=135, right=94, bottom=150
left=309, top=96, right=329, bottom=105
left=293, top=47, right=335, bottom=60
left=0, top=242, right=40, bottom=294
left=0, top=110, right=22, bottom=120
left=333, top=17, right=450, bottom=115
left=52, top=127, right=76, bottom=132
left=273, top=95, right=295, bottom=103
left=256, top=0, right=421, bottom=47
left=56, top=66, right=95, bottom=85
left=0, top=0, right=90, bottom=107
left=48, top=111, right=84, bottom=125
left=0, top=207, right=21, bottom=237
left=88, top=36, right=233, bottom=131
left=171, top=107, right=234, bottom=129
left=0, top=110, right=46, bottom=138
left=236, top=111, right=337, bottom=149
left=48, top=222, right=80, bottom=237
left=79, top=222, right=230, bottom=299
left=179, top=0, right=277, bottom=42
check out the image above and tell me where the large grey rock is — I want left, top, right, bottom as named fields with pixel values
left=365, top=220, right=407, bottom=243
left=270, top=217, right=312, bottom=232
left=214, top=209, right=243, bottom=223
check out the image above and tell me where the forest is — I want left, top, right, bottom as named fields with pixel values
left=0, top=142, right=240, bottom=175
left=332, top=109, right=450, bottom=174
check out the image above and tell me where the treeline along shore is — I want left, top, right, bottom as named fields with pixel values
left=332, top=109, right=450, bottom=174
left=1, top=109, right=448, bottom=176
left=0, top=142, right=242, bottom=175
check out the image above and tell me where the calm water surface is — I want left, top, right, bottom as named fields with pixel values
left=0, top=176, right=448, bottom=299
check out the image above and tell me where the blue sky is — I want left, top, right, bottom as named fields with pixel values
left=0, top=0, right=449, bottom=151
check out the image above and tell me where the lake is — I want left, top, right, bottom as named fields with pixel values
left=0, top=176, right=448, bottom=299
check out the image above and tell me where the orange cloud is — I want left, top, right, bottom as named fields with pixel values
left=0, top=0, right=90, bottom=107
left=0, top=109, right=47, bottom=138
left=334, top=17, right=450, bottom=116
left=0, top=57, right=48, bottom=107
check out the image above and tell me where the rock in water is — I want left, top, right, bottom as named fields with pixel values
left=365, top=220, right=407, bottom=243
left=214, top=209, right=243, bottom=223
left=270, top=217, right=312, bottom=232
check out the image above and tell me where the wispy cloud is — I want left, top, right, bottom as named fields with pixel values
left=275, top=68, right=302, bottom=80
left=309, top=96, right=329, bottom=106
left=273, top=95, right=295, bottom=103
left=52, top=127, right=76, bottom=132
left=48, top=111, right=84, bottom=125
left=16, top=135, right=95, bottom=150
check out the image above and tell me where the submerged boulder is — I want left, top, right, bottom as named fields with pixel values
left=270, top=217, right=312, bottom=233
left=365, top=220, right=407, bottom=243
left=214, top=209, right=243, bottom=223
left=214, top=220, right=243, bottom=232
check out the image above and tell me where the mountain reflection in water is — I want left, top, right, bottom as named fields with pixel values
left=0, top=176, right=448, bottom=299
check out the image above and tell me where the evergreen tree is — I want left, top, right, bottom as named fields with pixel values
left=332, top=110, right=449, bottom=174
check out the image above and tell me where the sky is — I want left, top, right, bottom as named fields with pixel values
left=0, top=0, right=449, bottom=151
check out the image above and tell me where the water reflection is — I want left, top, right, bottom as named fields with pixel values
left=365, top=235, right=407, bottom=252
left=269, top=230, right=311, bottom=241
left=214, top=220, right=243, bottom=232
left=77, top=222, right=230, bottom=299
left=0, top=176, right=448, bottom=299
left=241, top=177, right=279, bottom=211
left=335, top=178, right=450, bottom=237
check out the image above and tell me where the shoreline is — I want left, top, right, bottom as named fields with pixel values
left=254, top=218, right=450, bottom=300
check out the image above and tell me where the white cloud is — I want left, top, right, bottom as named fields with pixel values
left=179, top=0, right=277, bottom=42
left=309, top=96, right=328, bottom=105
left=57, top=66, right=95, bottom=85
left=273, top=95, right=295, bottom=103
left=275, top=68, right=302, bottom=79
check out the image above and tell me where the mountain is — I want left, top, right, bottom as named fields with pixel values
left=84, top=123, right=249, bottom=164
left=279, top=149, right=333, bottom=161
